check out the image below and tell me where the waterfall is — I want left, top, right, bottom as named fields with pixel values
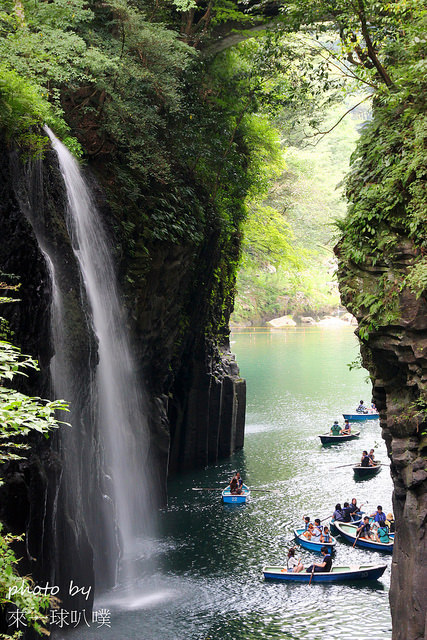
left=42, top=127, right=155, bottom=590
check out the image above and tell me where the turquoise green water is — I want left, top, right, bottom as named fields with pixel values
left=60, top=327, right=392, bottom=640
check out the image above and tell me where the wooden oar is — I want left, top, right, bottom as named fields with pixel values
left=334, top=463, right=358, bottom=469
left=353, top=531, right=362, bottom=548
left=309, top=564, right=316, bottom=585
left=320, top=514, right=332, bottom=523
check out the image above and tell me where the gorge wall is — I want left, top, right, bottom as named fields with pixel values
left=0, top=139, right=245, bottom=605
left=337, top=243, right=427, bottom=640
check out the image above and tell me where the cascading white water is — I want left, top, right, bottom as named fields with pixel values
left=44, top=127, right=155, bottom=587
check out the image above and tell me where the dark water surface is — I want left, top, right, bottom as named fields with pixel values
left=59, top=327, right=392, bottom=640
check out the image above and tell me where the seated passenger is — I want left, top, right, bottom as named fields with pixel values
left=333, top=503, right=344, bottom=521
left=370, top=402, right=377, bottom=413
left=306, top=546, right=333, bottom=573
left=342, top=502, right=353, bottom=522
left=320, top=526, right=331, bottom=543
left=368, top=449, right=376, bottom=463
left=303, top=516, right=310, bottom=531
left=375, top=525, right=390, bottom=544
left=331, top=420, right=341, bottom=435
left=235, top=472, right=243, bottom=493
left=357, top=516, right=373, bottom=540
left=371, top=505, right=387, bottom=525
left=229, top=477, right=238, bottom=494
left=349, top=497, right=362, bottom=520
left=356, top=400, right=367, bottom=413
left=311, top=519, right=322, bottom=542
left=386, top=513, right=395, bottom=533
left=341, top=420, right=351, bottom=435
left=286, top=547, right=304, bottom=573
left=303, top=523, right=314, bottom=539
left=361, top=450, right=374, bottom=467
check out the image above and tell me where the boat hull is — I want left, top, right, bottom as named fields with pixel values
left=263, top=564, right=387, bottom=583
left=222, top=484, right=250, bottom=503
left=319, top=431, right=360, bottom=444
left=294, top=528, right=337, bottom=553
left=334, top=522, right=394, bottom=553
left=330, top=515, right=363, bottom=536
left=353, top=463, right=381, bottom=479
left=343, top=413, right=379, bottom=422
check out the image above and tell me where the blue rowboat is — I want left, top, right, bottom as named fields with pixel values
left=222, top=483, right=250, bottom=504
left=319, top=431, right=360, bottom=444
left=334, top=522, right=394, bottom=553
left=294, top=528, right=337, bottom=553
left=343, top=412, right=379, bottom=422
left=262, top=564, right=387, bottom=583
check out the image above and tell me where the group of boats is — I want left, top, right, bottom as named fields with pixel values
left=267, top=406, right=389, bottom=582
left=219, top=405, right=389, bottom=584
left=318, top=409, right=382, bottom=479
left=262, top=516, right=392, bottom=583
left=292, top=521, right=393, bottom=555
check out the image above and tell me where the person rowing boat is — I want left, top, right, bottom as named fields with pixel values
left=306, top=547, right=333, bottom=574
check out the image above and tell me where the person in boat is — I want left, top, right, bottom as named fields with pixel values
left=356, top=516, right=373, bottom=540
left=342, top=502, right=353, bottom=522
left=371, top=505, right=387, bottom=525
left=229, top=476, right=239, bottom=494
left=311, top=519, right=323, bottom=542
left=375, top=524, right=390, bottom=544
left=370, top=402, right=377, bottom=413
left=349, top=497, right=362, bottom=520
left=356, top=400, right=367, bottom=413
left=303, top=523, right=315, bottom=539
left=286, top=547, right=304, bottom=573
left=332, top=503, right=344, bottom=521
left=235, top=472, right=243, bottom=493
left=306, top=546, right=333, bottom=573
left=386, top=513, right=395, bottom=533
left=303, top=516, right=311, bottom=531
left=320, top=525, right=331, bottom=543
left=330, top=420, right=341, bottom=435
left=368, top=449, right=376, bottom=463
left=361, top=450, right=374, bottom=467
left=341, top=420, right=351, bottom=435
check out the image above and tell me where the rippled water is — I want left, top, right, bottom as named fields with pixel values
left=58, top=327, right=392, bottom=640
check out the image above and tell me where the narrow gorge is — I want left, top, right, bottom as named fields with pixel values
left=0, top=1, right=426, bottom=639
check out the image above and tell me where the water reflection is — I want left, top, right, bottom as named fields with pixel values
left=57, top=328, right=392, bottom=640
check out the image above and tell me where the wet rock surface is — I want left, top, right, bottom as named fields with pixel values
left=337, top=242, right=427, bottom=640
left=0, top=143, right=245, bottom=608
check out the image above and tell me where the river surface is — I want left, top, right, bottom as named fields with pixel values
left=58, top=327, right=392, bottom=640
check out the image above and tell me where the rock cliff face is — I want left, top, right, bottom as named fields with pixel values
left=0, top=142, right=245, bottom=603
left=337, top=240, right=427, bottom=640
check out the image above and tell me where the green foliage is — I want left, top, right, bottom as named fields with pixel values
left=241, top=204, right=297, bottom=270
left=0, top=340, right=69, bottom=466
left=0, top=524, right=53, bottom=638
left=405, top=257, right=427, bottom=300
left=0, top=293, right=67, bottom=637
left=336, top=4, right=427, bottom=336
left=233, top=94, right=360, bottom=324
left=0, top=65, right=66, bottom=155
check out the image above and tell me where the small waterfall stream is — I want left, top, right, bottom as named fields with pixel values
left=43, top=127, right=155, bottom=592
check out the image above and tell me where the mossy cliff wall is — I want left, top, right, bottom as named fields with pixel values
left=0, top=141, right=245, bottom=602
left=337, top=247, right=427, bottom=640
